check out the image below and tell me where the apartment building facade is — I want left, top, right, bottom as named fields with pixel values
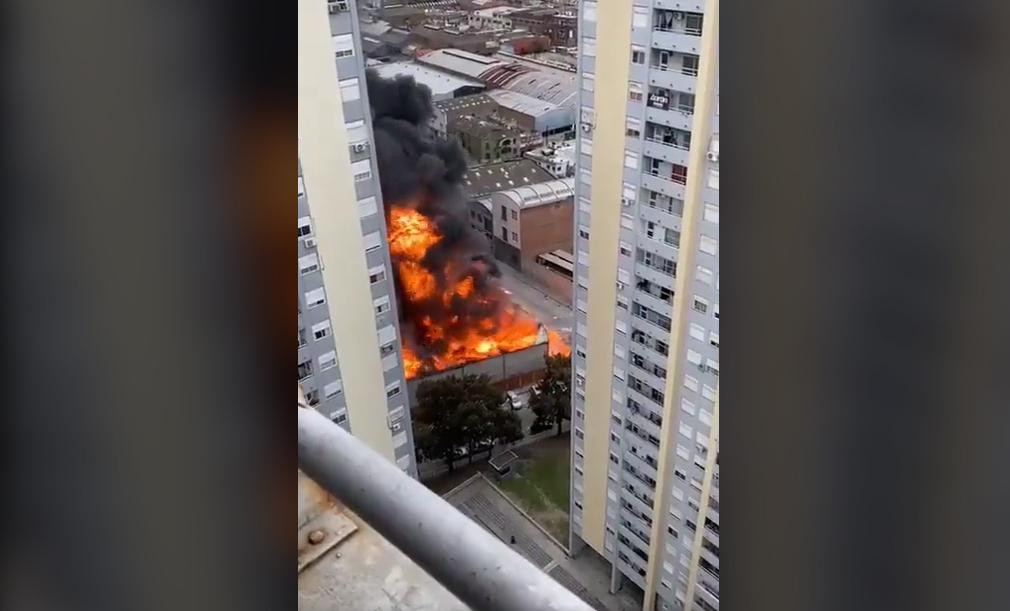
left=570, top=2, right=719, bottom=610
left=298, top=0, right=417, bottom=476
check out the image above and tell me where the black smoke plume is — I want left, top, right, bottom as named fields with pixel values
left=365, top=70, right=525, bottom=373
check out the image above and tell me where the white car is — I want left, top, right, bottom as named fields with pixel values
left=506, top=390, right=525, bottom=411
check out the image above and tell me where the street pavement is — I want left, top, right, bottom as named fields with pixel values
left=495, top=263, right=573, bottom=344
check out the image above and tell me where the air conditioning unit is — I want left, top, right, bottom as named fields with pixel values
left=328, top=0, right=349, bottom=13
left=581, top=123, right=592, bottom=133
left=706, top=151, right=719, bottom=162
left=352, top=141, right=369, bottom=153
left=674, top=12, right=685, bottom=21
left=303, top=236, right=317, bottom=249
left=621, top=197, right=633, bottom=207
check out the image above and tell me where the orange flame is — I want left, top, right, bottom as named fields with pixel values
left=548, top=330, right=571, bottom=357
left=387, top=205, right=542, bottom=379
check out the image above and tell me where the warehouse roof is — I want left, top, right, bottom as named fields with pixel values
left=479, top=64, right=576, bottom=108
left=495, top=177, right=576, bottom=209
left=370, top=62, right=485, bottom=98
left=487, top=89, right=559, bottom=119
left=416, top=48, right=505, bottom=80
left=462, top=159, right=554, bottom=198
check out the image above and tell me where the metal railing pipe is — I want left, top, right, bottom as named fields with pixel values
left=297, top=407, right=593, bottom=611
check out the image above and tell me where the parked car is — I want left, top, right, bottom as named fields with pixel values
left=506, top=390, right=525, bottom=411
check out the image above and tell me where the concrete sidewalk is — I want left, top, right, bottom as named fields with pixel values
left=444, top=474, right=641, bottom=611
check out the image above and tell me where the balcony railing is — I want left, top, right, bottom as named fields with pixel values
left=298, top=407, right=593, bottom=611
left=645, top=136, right=691, bottom=151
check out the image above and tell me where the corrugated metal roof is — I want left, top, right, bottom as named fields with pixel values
left=496, top=177, right=576, bottom=209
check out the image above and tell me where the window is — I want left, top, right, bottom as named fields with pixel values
left=368, top=264, right=386, bottom=284
left=379, top=341, right=395, bottom=357
left=687, top=349, right=702, bottom=365
left=362, top=231, right=382, bottom=252
left=682, top=54, right=700, bottom=76
left=624, top=150, right=640, bottom=170
left=299, top=253, right=320, bottom=275
left=304, top=287, right=326, bottom=308
left=333, top=411, right=348, bottom=425
left=580, top=167, right=592, bottom=185
left=704, top=203, right=720, bottom=224
left=681, top=398, right=696, bottom=416
left=582, top=73, right=595, bottom=92
left=580, top=106, right=594, bottom=125
left=696, top=265, right=714, bottom=285
left=699, top=234, right=718, bottom=256
left=312, top=320, right=331, bottom=340
left=501, top=227, right=508, bottom=241
left=689, top=323, right=706, bottom=342
left=358, top=196, right=378, bottom=217
left=684, top=375, right=699, bottom=392
left=374, top=295, right=390, bottom=315
left=632, top=6, right=649, bottom=28
left=346, top=119, right=367, bottom=146
left=386, top=381, right=401, bottom=398
left=580, top=136, right=593, bottom=156
left=511, top=231, right=518, bottom=242
left=351, top=159, right=371, bottom=182
left=708, top=166, right=720, bottom=190
left=583, top=1, right=597, bottom=21
left=619, top=242, right=632, bottom=256
left=338, top=77, right=360, bottom=102
left=685, top=13, right=704, bottom=35
left=709, top=332, right=720, bottom=348
left=323, top=380, right=343, bottom=399
left=621, top=213, right=634, bottom=229
left=583, top=37, right=596, bottom=56
left=318, top=350, right=337, bottom=371
left=332, top=33, right=355, bottom=58
left=578, top=226, right=590, bottom=240
left=510, top=209, right=518, bottom=220
left=625, top=118, right=641, bottom=139
left=693, top=295, right=709, bottom=314
left=297, top=360, right=313, bottom=381
left=298, top=328, right=307, bottom=347
left=672, top=164, right=688, bottom=184
left=297, top=216, right=313, bottom=237
left=631, top=45, right=646, bottom=65
left=298, top=176, right=305, bottom=197
left=628, top=82, right=643, bottom=102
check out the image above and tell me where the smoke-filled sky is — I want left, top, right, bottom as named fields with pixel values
left=365, top=70, right=540, bottom=377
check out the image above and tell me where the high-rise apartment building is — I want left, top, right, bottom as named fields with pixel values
left=298, top=0, right=416, bottom=476
left=570, top=2, right=719, bottom=610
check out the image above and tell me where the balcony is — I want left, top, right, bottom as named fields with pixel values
left=655, top=0, right=705, bottom=11
left=647, top=66, right=697, bottom=96
left=651, top=29, right=703, bottom=55
left=621, top=485, right=655, bottom=518
left=297, top=407, right=594, bottom=611
left=619, top=521, right=652, bottom=552
left=641, top=171, right=686, bottom=202
left=643, top=137, right=691, bottom=167
left=627, top=409, right=663, bottom=443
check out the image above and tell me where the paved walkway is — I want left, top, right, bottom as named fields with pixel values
left=498, top=264, right=573, bottom=341
left=444, top=475, right=641, bottom=611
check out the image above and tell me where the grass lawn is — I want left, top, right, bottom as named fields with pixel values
left=498, top=436, right=571, bottom=542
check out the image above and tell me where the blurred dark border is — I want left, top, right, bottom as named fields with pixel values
left=724, top=1, right=1010, bottom=610
left=3, top=1, right=294, bottom=609
left=3, top=1, right=1010, bottom=610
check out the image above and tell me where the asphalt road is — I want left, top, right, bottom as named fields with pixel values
left=495, top=264, right=573, bottom=344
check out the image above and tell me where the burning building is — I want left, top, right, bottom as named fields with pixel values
left=365, top=70, right=550, bottom=386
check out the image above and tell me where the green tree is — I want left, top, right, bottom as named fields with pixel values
left=414, top=373, right=522, bottom=471
left=529, top=354, right=572, bottom=437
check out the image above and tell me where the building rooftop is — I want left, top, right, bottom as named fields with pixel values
left=416, top=48, right=506, bottom=79
left=456, top=115, right=525, bottom=139
left=487, top=88, right=560, bottom=119
left=370, top=62, right=485, bottom=98
left=433, top=92, right=497, bottom=114
left=462, top=159, right=555, bottom=198
left=479, top=64, right=577, bottom=108
left=495, top=177, right=576, bottom=209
